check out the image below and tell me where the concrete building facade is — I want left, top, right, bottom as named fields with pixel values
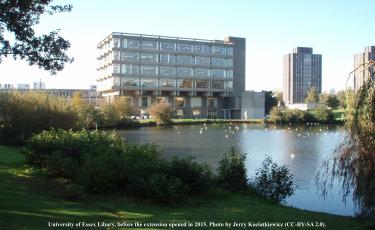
left=96, top=32, right=257, bottom=119
left=283, top=47, right=322, bottom=105
left=354, top=46, right=375, bottom=91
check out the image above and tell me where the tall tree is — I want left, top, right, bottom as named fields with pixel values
left=0, top=1, right=73, bottom=74
left=305, top=87, right=319, bottom=103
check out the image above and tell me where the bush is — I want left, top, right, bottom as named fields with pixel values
left=145, top=173, right=187, bottom=203
left=217, top=147, right=248, bottom=191
left=253, top=156, right=294, bottom=203
left=60, top=183, right=85, bottom=200
left=0, top=91, right=79, bottom=144
left=313, top=106, right=334, bottom=123
left=148, top=101, right=173, bottom=125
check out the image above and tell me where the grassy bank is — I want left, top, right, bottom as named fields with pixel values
left=0, top=146, right=370, bottom=230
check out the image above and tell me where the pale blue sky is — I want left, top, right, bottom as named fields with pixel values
left=0, top=0, right=374, bottom=91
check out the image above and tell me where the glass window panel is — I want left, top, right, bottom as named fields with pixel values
left=177, top=67, right=193, bottom=77
left=174, top=97, right=185, bottom=107
left=141, top=40, right=158, bottom=50
left=195, top=56, right=210, bottom=66
left=226, top=58, right=233, bottom=67
left=212, top=80, right=224, bottom=89
left=226, top=70, right=233, bottom=78
left=211, top=69, right=225, bottom=78
left=121, top=64, right=139, bottom=75
left=160, top=79, right=176, bottom=88
left=122, top=39, right=140, bottom=48
left=113, top=76, right=120, bottom=86
left=159, top=66, right=176, bottom=76
left=177, top=79, right=192, bottom=88
left=141, top=53, right=158, bottom=64
left=141, top=78, right=158, bottom=87
left=141, top=65, right=158, bottom=76
left=211, top=57, right=226, bottom=67
left=212, top=45, right=226, bottom=55
left=191, top=97, right=202, bottom=107
left=178, top=43, right=194, bottom=53
left=194, top=68, right=209, bottom=77
left=226, top=47, right=233, bottom=56
left=113, top=51, right=121, bottom=61
left=159, top=54, right=176, bottom=64
left=112, top=38, right=121, bottom=48
left=195, top=44, right=210, bottom=54
left=196, top=80, right=209, bottom=88
left=122, top=52, right=139, bottom=62
left=177, top=55, right=194, bottom=65
left=121, top=77, right=139, bottom=86
left=160, top=41, right=176, bottom=51
left=112, top=64, right=120, bottom=74
left=226, top=81, right=233, bottom=90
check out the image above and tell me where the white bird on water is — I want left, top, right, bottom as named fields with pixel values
left=290, top=153, right=295, bottom=159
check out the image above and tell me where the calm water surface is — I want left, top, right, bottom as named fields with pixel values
left=117, top=123, right=356, bottom=216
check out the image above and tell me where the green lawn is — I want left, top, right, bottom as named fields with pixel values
left=0, top=146, right=370, bottom=230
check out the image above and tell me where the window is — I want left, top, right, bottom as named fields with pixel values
left=211, top=80, right=224, bottom=89
left=174, top=97, right=185, bottom=108
left=123, top=39, right=140, bottom=48
left=177, top=67, right=193, bottom=77
left=112, top=64, right=120, bottom=74
left=122, top=52, right=139, bottom=62
left=178, top=79, right=192, bottom=88
left=191, top=97, right=202, bottom=107
left=212, top=45, right=225, bottom=55
left=112, top=38, right=121, bottom=48
left=160, top=41, right=176, bottom=51
left=159, top=54, right=176, bottom=64
left=195, top=44, right=210, bottom=54
left=211, top=69, right=225, bottom=78
left=141, top=97, right=148, bottom=107
left=211, top=57, right=226, bottom=67
left=141, top=78, right=158, bottom=87
left=141, top=65, right=157, bottom=76
left=121, top=64, right=139, bottom=75
left=178, top=43, right=194, bottom=53
left=226, top=70, right=233, bottom=78
left=195, top=56, right=210, bottom=66
left=194, top=68, right=209, bottom=77
left=226, top=58, right=233, bottom=67
left=141, top=53, right=158, bottom=64
left=226, top=47, right=233, bottom=56
left=141, top=40, right=158, bottom=50
left=160, top=79, right=176, bottom=88
left=159, top=66, right=176, bottom=76
left=196, top=80, right=209, bottom=88
left=208, top=98, right=217, bottom=108
left=177, top=55, right=194, bottom=65
left=226, top=81, right=233, bottom=90
left=113, top=76, right=120, bottom=86
left=113, top=51, right=121, bottom=61
left=121, top=77, right=139, bottom=86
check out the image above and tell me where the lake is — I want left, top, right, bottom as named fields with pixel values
left=117, top=123, right=356, bottom=216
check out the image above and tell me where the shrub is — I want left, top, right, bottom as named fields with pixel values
left=60, top=183, right=85, bottom=200
left=0, top=91, right=79, bottom=144
left=253, top=156, right=294, bottom=203
left=217, top=147, right=248, bottom=191
left=313, top=106, right=334, bottom=123
left=148, top=101, right=173, bottom=125
left=145, top=173, right=187, bottom=203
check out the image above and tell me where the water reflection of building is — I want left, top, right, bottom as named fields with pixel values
left=354, top=46, right=375, bottom=91
left=96, top=32, right=265, bottom=119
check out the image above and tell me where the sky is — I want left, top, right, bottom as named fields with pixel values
left=0, top=0, right=374, bottom=91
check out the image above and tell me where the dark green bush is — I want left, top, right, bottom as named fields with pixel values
left=253, top=156, right=294, bottom=203
left=217, top=147, right=248, bottom=191
left=145, top=173, right=187, bottom=203
left=60, top=183, right=85, bottom=200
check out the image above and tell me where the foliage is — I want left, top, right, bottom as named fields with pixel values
left=264, top=91, right=278, bottom=115
left=148, top=101, right=173, bottom=125
left=305, top=87, right=319, bottom=103
left=0, top=1, right=73, bottom=74
left=217, top=147, right=248, bottom=191
left=269, top=107, right=314, bottom=123
left=313, top=106, right=334, bottom=123
left=320, top=93, right=340, bottom=109
left=336, top=89, right=352, bottom=109
left=0, top=91, right=79, bottom=145
left=254, top=156, right=294, bottom=203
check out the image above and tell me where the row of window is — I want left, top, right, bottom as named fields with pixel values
left=100, top=77, right=233, bottom=90
left=100, top=64, right=233, bottom=78
left=104, top=52, right=233, bottom=67
left=103, top=38, right=233, bottom=56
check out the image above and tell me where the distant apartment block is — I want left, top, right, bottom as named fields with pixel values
left=33, top=81, right=46, bottom=90
left=96, top=32, right=265, bottom=119
left=17, top=84, right=30, bottom=90
left=354, top=46, right=375, bottom=91
left=283, top=47, right=322, bottom=104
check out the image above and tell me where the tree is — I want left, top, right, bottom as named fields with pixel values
left=305, top=87, right=319, bottom=103
left=319, top=92, right=340, bottom=109
left=263, top=91, right=277, bottom=115
left=0, top=1, right=73, bottom=74
left=112, top=97, right=134, bottom=118
left=148, top=101, right=173, bottom=125
left=336, top=89, right=353, bottom=109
